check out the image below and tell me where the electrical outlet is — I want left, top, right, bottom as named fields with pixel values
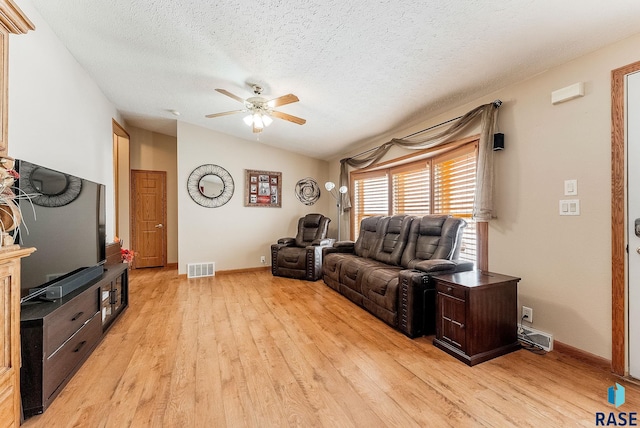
left=522, top=306, right=533, bottom=323
left=260, top=255, right=266, bottom=264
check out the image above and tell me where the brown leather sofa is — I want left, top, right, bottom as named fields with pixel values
left=322, top=214, right=473, bottom=337
left=271, top=213, right=334, bottom=281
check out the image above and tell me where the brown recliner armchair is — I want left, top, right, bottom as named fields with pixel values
left=271, top=213, right=334, bottom=281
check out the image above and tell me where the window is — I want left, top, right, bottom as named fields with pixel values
left=351, top=142, right=478, bottom=264
left=352, top=171, right=389, bottom=227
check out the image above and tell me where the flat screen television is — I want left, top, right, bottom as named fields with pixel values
left=13, top=159, right=106, bottom=301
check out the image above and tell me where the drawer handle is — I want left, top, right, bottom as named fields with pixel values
left=447, top=287, right=453, bottom=293
left=71, top=311, right=84, bottom=321
left=73, top=340, right=87, bottom=353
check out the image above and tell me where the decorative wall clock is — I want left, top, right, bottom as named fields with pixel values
left=295, top=177, right=320, bottom=205
left=187, top=164, right=234, bottom=208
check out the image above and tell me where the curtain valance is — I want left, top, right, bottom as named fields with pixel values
left=338, top=100, right=501, bottom=222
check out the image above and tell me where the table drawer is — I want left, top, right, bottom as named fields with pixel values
left=44, top=314, right=101, bottom=401
left=45, top=288, right=99, bottom=356
left=436, top=282, right=466, bottom=300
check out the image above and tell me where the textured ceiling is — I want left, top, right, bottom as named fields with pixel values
left=29, top=0, right=640, bottom=159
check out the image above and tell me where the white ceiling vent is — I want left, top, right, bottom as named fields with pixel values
left=187, top=262, right=215, bottom=278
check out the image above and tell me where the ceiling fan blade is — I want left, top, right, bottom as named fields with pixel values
left=271, top=110, right=306, bottom=125
left=267, top=94, right=299, bottom=107
left=205, top=110, right=245, bottom=118
left=215, top=88, right=246, bottom=104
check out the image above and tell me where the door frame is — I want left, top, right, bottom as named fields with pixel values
left=611, top=60, right=640, bottom=375
left=130, top=169, right=168, bottom=269
left=112, top=119, right=129, bottom=239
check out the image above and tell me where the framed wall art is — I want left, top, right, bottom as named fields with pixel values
left=295, top=177, right=321, bottom=205
left=245, top=169, right=282, bottom=207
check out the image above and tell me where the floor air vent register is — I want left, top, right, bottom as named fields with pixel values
left=517, top=324, right=554, bottom=352
left=187, top=262, right=215, bottom=278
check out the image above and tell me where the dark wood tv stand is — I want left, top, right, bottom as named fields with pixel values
left=20, top=263, right=129, bottom=418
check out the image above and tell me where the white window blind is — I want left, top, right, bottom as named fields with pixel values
left=350, top=142, right=478, bottom=264
left=433, top=147, right=477, bottom=263
left=353, top=172, right=388, bottom=237
left=392, top=163, right=430, bottom=216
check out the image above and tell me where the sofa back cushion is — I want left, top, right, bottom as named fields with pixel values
left=354, top=216, right=385, bottom=258
left=401, top=215, right=466, bottom=268
left=295, top=213, right=330, bottom=247
left=369, top=215, right=413, bottom=266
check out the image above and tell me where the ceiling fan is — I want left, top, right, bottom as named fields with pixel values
left=205, top=84, right=306, bottom=134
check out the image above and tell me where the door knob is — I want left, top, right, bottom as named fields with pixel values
left=155, top=224, right=164, bottom=228
left=637, top=247, right=640, bottom=255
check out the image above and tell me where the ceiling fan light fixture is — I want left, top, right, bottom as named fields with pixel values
left=208, top=86, right=306, bottom=133
left=253, top=113, right=264, bottom=129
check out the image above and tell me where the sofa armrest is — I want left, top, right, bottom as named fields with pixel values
left=397, top=260, right=474, bottom=337
left=451, top=260, right=474, bottom=272
left=277, top=237, right=296, bottom=246
left=412, top=259, right=457, bottom=274
left=310, top=238, right=335, bottom=247
left=334, top=240, right=355, bottom=250
left=323, top=240, right=355, bottom=256
left=398, top=269, right=436, bottom=337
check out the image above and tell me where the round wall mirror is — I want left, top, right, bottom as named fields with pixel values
left=31, top=167, right=69, bottom=195
left=19, top=162, right=82, bottom=207
left=198, top=174, right=224, bottom=198
left=187, top=164, right=234, bottom=207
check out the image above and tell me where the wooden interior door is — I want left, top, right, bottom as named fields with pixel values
left=131, top=170, right=167, bottom=268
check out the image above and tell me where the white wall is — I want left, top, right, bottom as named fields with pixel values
left=330, top=32, right=640, bottom=359
left=8, top=0, right=120, bottom=241
left=177, top=122, right=331, bottom=273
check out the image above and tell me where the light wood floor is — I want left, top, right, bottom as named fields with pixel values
left=23, top=267, right=639, bottom=427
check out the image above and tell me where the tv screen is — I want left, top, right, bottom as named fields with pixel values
left=13, top=159, right=106, bottom=297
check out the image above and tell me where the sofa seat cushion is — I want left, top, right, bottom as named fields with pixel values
left=361, top=267, right=402, bottom=312
left=323, top=253, right=352, bottom=283
left=340, top=257, right=393, bottom=294
left=360, top=267, right=402, bottom=326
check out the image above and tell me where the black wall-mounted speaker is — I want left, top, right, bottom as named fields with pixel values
left=493, top=133, right=504, bottom=151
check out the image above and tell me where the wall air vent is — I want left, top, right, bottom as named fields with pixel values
left=187, top=262, right=215, bottom=278
left=517, top=324, right=553, bottom=352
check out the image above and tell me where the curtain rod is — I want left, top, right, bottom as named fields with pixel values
left=346, top=99, right=502, bottom=160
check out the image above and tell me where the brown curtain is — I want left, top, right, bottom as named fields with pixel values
left=339, top=101, right=500, bottom=221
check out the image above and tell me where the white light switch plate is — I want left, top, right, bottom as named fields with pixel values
left=564, top=179, right=578, bottom=196
left=559, top=199, right=580, bottom=215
